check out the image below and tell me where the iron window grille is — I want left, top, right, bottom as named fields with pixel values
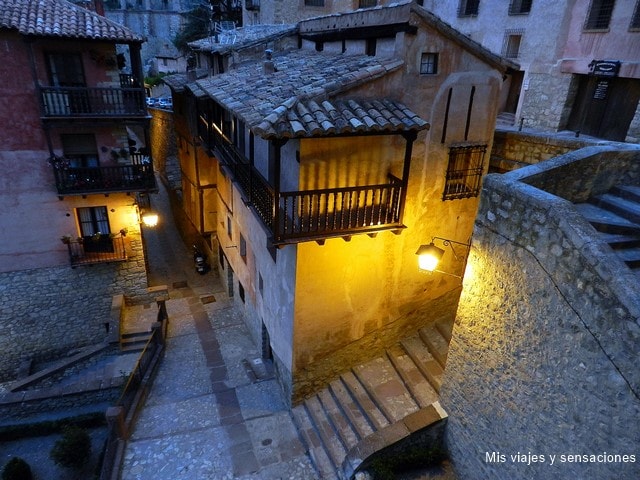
left=305, top=0, right=325, bottom=6
left=420, top=53, right=439, bottom=74
left=443, top=144, right=487, bottom=200
left=631, top=0, right=640, bottom=29
left=458, top=0, right=480, bottom=17
left=584, top=0, right=616, bottom=30
left=359, top=0, right=377, bottom=7
left=508, top=0, right=532, bottom=15
left=501, top=30, right=524, bottom=59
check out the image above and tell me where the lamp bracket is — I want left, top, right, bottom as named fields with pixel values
left=430, top=236, right=471, bottom=263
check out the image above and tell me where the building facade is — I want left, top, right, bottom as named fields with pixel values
left=168, top=2, right=516, bottom=403
left=0, top=0, right=155, bottom=381
left=423, top=0, right=640, bottom=142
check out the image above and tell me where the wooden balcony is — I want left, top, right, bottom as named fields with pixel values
left=40, top=86, right=147, bottom=118
left=52, top=162, right=156, bottom=195
left=276, top=176, right=404, bottom=244
left=66, top=235, right=127, bottom=267
left=213, top=133, right=406, bottom=245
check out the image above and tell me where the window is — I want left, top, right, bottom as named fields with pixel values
left=77, top=206, right=110, bottom=236
left=443, top=144, right=487, bottom=201
left=240, top=233, right=247, bottom=262
left=420, top=53, right=439, bottom=75
left=61, top=134, right=99, bottom=167
left=458, top=0, right=480, bottom=16
left=258, top=273, right=264, bottom=296
left=502, top=31, right=524, bottom=59
left=305, top=0, right=324, bottom=6
left=508, top=0, right=532, bottom=15
left=359, top=0, right=377, bottom=7
left=239, top=282, right=245, bottom=303
left=631, top=0, right=640, bottom=29
left=365, top=38, right=377, bottom=56
left=46, top=52, right=85, bottom=87
left=227, top=216, right=233, bottom=239
left=584, top=0, right=616, bottom=30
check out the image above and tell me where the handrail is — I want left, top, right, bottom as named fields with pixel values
left=40, top=85, right=146, bottom=117
left=53, top=164, right=155, bottom=194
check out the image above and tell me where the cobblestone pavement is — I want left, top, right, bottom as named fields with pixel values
left=119, top=177, right=317, bottom=480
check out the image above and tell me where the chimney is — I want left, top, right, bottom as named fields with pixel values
left=263, top=49, right=276, bottom=74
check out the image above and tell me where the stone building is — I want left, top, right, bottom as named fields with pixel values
left=165, top=2, right=517, bottom=404
left=423, top=0, right=640, bottom=142
left=0, top=0, right=155, bottom=381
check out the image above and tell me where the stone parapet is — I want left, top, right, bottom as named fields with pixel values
left=441, top=144, right=640, bottom=480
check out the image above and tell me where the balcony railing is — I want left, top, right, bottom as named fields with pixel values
left=40, top=86, right=146, bottom=118
left=277, top=175, right=403, bottom=243
left=52, top=163, right=155, bottom=195
left=66, top=234, right=126, bottom=267
left=210, top=128, right=405, bottom=244
left=246, top=0, right=260, bottom=10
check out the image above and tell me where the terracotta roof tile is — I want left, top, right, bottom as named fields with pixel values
left=189, top=24, right=297, bottom=54
left=0, top=0, right=143, bottom=43
left=196, top=50, right=428, bottom=139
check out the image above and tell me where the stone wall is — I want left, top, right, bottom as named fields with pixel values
left=0, top=234, right=150, bottom=382
left=440, top=145, right=640, bottom=479
left=490, top=129, right=610, bottom=172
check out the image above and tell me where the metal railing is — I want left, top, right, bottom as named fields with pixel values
left=40, top=86, right=146, bottom=117
left=66, top=234, right=127, bottom=267
left=53, top=163, right=155, bottom=195
left=277, top=175, right=403, bottom=242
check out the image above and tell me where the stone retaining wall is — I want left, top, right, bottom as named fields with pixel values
left=440, top=145, right=640, bottom=479
left=0, top=233, right=151, bottom=382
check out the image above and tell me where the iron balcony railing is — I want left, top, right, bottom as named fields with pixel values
left=66, top=234, right=127, bottom=267
left=52, top=162, right=155, bottom=195
left=210, top=128, right=405, bottom=244
left=40, top=86, right=147, bottom=118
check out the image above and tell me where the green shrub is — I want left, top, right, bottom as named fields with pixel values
left=50, top=425, right=92, bottom=470
left=1, top=457, right=33, bottom=480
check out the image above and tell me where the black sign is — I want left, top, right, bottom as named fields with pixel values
left=590, top=60, right=621, bottom=77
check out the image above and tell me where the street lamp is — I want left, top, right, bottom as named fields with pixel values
left=416, top=236, right=471, bottom=278
left=141, top=210, right=159, bottom=227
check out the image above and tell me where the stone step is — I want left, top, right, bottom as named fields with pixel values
left=386, top=345, right=438, bottom=408
left=591, top=193, right=640, bottom=224
left=341, top=370, right=390, bottom=431
left=401, top=335, right=444, bottom=393
left=616, top=247, right=640, bottom=268
left=328, top=378, right=375, bottom=440
left=317, top=389, right=359, bottom=451
left=353, top=356, right=419, bottom=423
left=596, top=232, right=640, bottom=250
left=291, top=403, right=340, bottom=480
left=419, top=324, right=450, bottom=368
left=304, top=396, right=348, bottom=469
left=612, top=184, right=640, bottom=204
left=436, top=319, right=454, bottom=343
left=573, top=203, right=640, bottom=235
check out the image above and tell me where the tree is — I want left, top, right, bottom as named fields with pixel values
left=49, top=425, right=92, bottom=471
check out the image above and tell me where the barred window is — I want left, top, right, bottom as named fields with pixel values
left=420, top=53, right=439, bottom=74
left=631, top=0, right=640, bottom=29
left=509, top=0, right=532, bottom=15
left=443, top=144, right=487, bottom=200
left=305, top=0, right=324, bottom=6
left=359, top=0, right=377, bottom=8
left=458, top=0, right=480, bottom=17
left=584, top=0, right=616, bottom=30
left=502, top=30, right=524, bottom=59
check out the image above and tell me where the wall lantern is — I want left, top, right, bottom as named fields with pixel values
left=141, top=210, right=159, bottom=227
left=416, top=236, right=471, bottom=278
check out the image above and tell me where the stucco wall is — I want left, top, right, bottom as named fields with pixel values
left=441, top=146, right=640, bottom=479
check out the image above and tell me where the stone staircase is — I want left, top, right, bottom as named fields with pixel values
left=574, top=184, right=640, bottom=277
left=292, top=320, right=452, bottom=479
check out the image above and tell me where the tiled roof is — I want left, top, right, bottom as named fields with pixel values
left=196, top=50, right=428, bottom=139
left=0, top=0, right=143, bottom=43
left=189, top=24, right=297, bottom=54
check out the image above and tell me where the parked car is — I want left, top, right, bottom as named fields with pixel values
left=157, top=97, right=173, bottom=109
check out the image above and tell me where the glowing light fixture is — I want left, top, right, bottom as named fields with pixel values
left=416, top=236, right=471, bottom=278
left=141, top=211, right=159, bottom=227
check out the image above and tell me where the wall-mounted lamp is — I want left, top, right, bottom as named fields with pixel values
left=416, top=236, right=471, bottom=278
left=141, top=211, right=159, bottom=227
